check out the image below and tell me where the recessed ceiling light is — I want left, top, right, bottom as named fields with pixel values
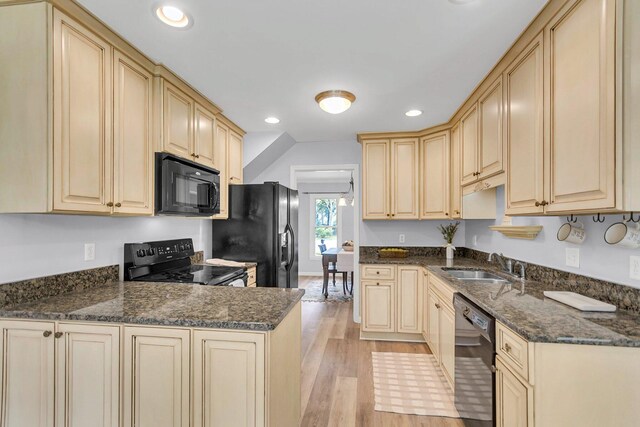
left=449, top=0, right=477, bottom=4
left=405, top=109, right=423, bottom=117
left=155, top=5, right=191, bottom=28
left=315, top=90, right=356, bottom=115
left=265, top=117, right=280, bottom=124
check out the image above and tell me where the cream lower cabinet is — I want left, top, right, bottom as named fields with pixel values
left=0, top=320, right=55, bottom=427
left=0, top=320, right=119, bottom=427
left=361, top=265, right=422, bottom=338
left=193, top=330, right=265, bottom=427
left=496, top=357, right=532, bottom=427
left=123, top=327, right=190, bottom=427
left=425, top=273, right=456, bottom=386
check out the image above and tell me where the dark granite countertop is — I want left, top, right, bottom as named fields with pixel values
left=360, top=254, right=640, bottom=347
left=0, top=282, right=304, bottom=332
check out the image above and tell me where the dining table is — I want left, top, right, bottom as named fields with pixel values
left=321, top=247, right=354, bottom=298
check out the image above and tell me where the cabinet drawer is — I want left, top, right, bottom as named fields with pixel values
left=496, top=322, right=530, bottom=381
left=361, top=264, right=396, bottom=281
left=428, top=273, right=455, bottom=310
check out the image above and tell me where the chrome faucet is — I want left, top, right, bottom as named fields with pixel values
left=513, top=261, right=527, bottom=281
left=488, top=253, right=513, bottom=274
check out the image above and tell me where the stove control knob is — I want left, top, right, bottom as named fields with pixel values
left=146, top=248, right=155, bottom=256
left=179, top=244, right=185, bottom=251
left=136, top=249, right=146, bottom=257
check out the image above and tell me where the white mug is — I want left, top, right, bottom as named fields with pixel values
left=604, top=221, right=640, bottom=248
left=557, top=221, right=586, bottom=244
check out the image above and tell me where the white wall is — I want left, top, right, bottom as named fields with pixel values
left=465, top=186, right=640, bottom=289
left=361, top=220, right=465, bottom=248
left=297, top=182, right=355, bottom=274
left=0, top=214, right=211, bottom=284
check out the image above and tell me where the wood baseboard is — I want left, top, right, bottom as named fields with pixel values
left=359, top=330, right=426, bottom=343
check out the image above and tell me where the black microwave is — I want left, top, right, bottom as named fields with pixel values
left=155, top=153, right=220, bottom=216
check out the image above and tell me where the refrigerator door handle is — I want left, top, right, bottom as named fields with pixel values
left=287, top=224, right=296, bottom=271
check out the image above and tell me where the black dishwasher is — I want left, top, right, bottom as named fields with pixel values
left=453, top=294, right=496, bottom=427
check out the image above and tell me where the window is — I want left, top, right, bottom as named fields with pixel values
left=311, top=196, right=340, bottom=257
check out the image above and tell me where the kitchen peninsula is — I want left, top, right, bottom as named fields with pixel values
left=0, top=271, right=303, bottom=427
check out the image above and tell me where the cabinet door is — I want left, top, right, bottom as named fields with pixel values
left=505, top=33, right=545, bottom=215
left=391, top=138, right=419, bottom=219
left=362, top=280, right=395, bottom=332
left=544, top=0, right=616, bottom=213
left=113, top=50, right=153, bottom=215
left=228, top=131, right=244, bottom=184
left=420, top=131, right=450, bottom=219
left=421, top=271, right=429, bottom=339
left=194, top=104, right=216, bottom=169
left=439, top=306, right=456, bottom=387
left=123, top=327, right=190, bottom=427
left=162, top=81, right=193, bottom=159
left=0, top=320, right=55, bottom=427
left=362, top=140, right=390, bottom=219
left=460, top=104, right=479, bottom=186
left=478, top=77, right=503, bottom=179
left=427, top=290, right=440, bottom=361
left=53, top=10, right=112, bottom=213
left=396, top=266, right=422, bottom=334
left=56, top=323, right=120, bottom=427
left=212, top=122, right=229, bottom=219
left=496, top=358, right=531, bottom=427
left=450, top=123, right=462, bottom=219
left=193, top=330, right=265, bottom=427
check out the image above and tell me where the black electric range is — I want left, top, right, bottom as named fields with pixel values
left=124, top=238, right=247, bottom=286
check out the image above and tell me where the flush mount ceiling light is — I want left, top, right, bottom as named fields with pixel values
left=405, top=109, right=423, bottom=117
left=315, top=90, right=356, bottom=115
left=155, top=4, right=192, bottom=28
left=264, top=117, right=280, bottom=124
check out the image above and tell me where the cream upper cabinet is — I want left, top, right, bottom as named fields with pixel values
left=420, top=131, right=450, bottom=219
left=193, top=330, right=265, bottom=427
left=396, top=266, right=422, bottom=334
left=123, top=327, right=190, bottom=427
left=460, top=104, right=479, bottom=186
left=505, top=33, right=545, bottom=216
left=0, top=320, right=55, bottom=427
left=544, top=0, right=616, bottom=213
left=113, top=50, right=154, bottom=215
left=450, top=123, right=462, bottom=219
left=56, top=323, right=120, bottom=427
left=212, top=121, right=229, bottom=219
left=362, top=140, right=391, bottom=219
left=361, top=280, right=395, bottom=333
left=228, top=130, right=244, bottom=184
left=391, top=138, right=420, bottom=219
left=478, top=76, right=503, bottom=179
left=53, top=9, right=112, bottom=214
left=162, top=81, right=193, bottom=159
left=194, top=104, right=217, bottom=169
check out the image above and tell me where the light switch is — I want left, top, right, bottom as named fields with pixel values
left=631, top=256, right=640, bottom=281
left=565, top=248, right=580, bottom=268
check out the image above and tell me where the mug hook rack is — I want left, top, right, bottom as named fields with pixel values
left=567, top=214, right=578, bottom=223
left=592, top=213, right=606, bottom=223
left=623, top=212, right=640, bottom=223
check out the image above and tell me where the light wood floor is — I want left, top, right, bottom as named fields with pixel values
left=299, top=276, right=464, bottom=427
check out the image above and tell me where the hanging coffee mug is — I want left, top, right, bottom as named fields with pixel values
left=604, top=221, right=640, bottom=248
left=557, top=221, right=586, bottom=244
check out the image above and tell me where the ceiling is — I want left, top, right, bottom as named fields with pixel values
left=77, top=0, right=547, bottom=142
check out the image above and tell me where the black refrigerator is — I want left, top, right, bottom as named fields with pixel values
left=212, top=182, right=298, bottom=288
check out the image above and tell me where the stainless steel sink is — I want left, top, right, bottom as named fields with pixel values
left=444, top=269, right=510, bottom=283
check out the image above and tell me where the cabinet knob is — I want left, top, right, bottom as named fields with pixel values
left=376, top=271, right=380, bottom=275
left=115, top=202, right=122, bottom=208
left=455, top=210, right=460, bottom=215
left=54, top=332, right=63, bottom=339
left=106, top=202, right=114, bottom=207
left=43, top=331, right=52, bottom=338
left=541, top=200, right=548, bottom=206
left=376, top=282, right=380, bottom=285
left=191, top=153, right=196, bottom=157
left=445, top=213, right=449, bottom=216
left=435, top=303, right=441, bottom=309
left=504, top=343, right=512, bottom=353
left=535, top=201, right=541, bottom=207
left=195, top=154, right=200, bottom=159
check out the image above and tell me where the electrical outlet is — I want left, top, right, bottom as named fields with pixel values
left=84, top=243, right=95, bottom=261
left=399, top=234, right=405, bottom=244
left=473, top=235, right=478, bottom=246
left=565, top=248, right=580, bottom=268
left=630, top=256, right=640, bottom=281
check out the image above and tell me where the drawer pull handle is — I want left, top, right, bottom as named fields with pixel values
left=54, top=332, right=63, bottom=339
left=43, top=331, right=52, bottom=338
left=505, top=343, right=512, bottom=353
